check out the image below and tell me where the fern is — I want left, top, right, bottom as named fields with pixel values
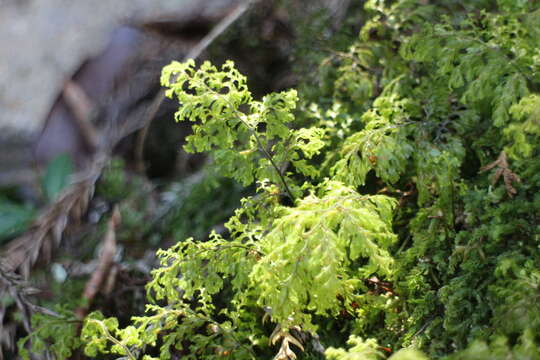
left=250, top=180, right=396, bottom=331
left=161, top=59, right=325, bottom=198
left=18, top=308, right=81, bottom=360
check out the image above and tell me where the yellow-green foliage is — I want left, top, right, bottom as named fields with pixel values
left=326, top=336, right=428, bottom=360
left=161, top=59, right=325, bottom=192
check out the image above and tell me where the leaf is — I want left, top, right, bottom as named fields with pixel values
left=0, top=198, right=35, bottom=243
left=250, top=181, right=397, bottom=329
left=326, top=336, right=384, bottom=360
left=42, top=153, right=74, bottom=202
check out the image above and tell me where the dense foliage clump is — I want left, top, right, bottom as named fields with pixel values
left=18, top=0, right=540, bottom=359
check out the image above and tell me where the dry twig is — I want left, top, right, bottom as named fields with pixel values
left=62, top=80, right=99, bottom=150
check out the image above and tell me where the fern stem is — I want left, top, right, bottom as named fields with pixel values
left=246, top=126, right=296, bottom=202
left=197, top=80, right=296, bottom=202
left=89, top=319, right=137, bottom=360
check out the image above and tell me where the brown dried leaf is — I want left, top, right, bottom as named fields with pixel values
left=274, top=340, right=297, bottom=360
left=479, top=151, right=521, bottom=197
left=285, top=333, right=304, bottom=352
left=270, top=325, right=304, bottom=360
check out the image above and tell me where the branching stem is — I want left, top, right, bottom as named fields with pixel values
left=88, top=319, right=137, bottom=360
left=196, top=78, right=296, bottom=202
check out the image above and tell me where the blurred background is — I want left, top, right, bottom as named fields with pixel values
left=0, top=0, right=242, bottom=185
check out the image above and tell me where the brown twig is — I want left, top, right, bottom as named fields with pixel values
left=76, top=206, right=120, bottom=320
left=62, top=80, right=99, bottom=150
left=134, top=121, right=152, bottom=173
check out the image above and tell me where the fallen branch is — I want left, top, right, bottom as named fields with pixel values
left=1, top=153, right=107, bottom=277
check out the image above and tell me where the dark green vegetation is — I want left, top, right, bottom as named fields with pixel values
left=0, top=153, right=73, bottom=244
left=6, top=0, right=540, bottom=359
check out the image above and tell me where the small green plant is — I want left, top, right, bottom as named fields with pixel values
left=161, top=59, right=326, bottom=196
left=41, top=153, right=74, bottom=202
left=0, top=197, right=35, bottom=244
left=18, top=307, right=81, bottom=360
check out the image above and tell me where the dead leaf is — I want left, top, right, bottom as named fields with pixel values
left=480, top=151, right=521, bottom=197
